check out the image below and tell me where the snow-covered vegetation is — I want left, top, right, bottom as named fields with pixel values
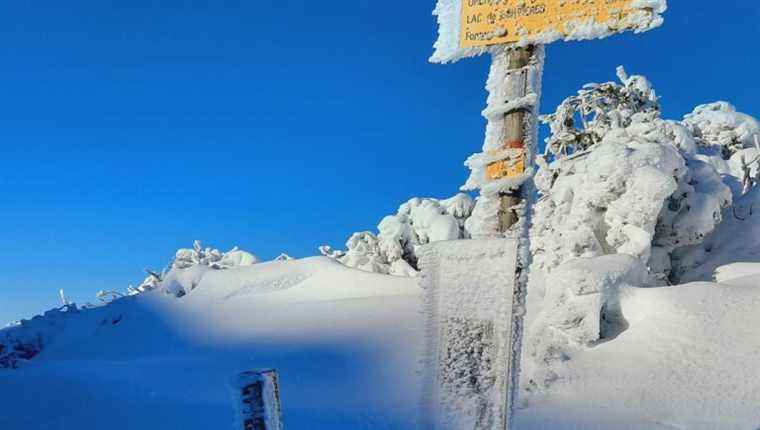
left=531, top=67, right=735, bottom=283
left=328, top=68, right=758, bottom=288
left=523, top=69, right=757, bottom=387
left=321, top=194, right=474, bottom=276
left=172, top=240, right=260, bottom=271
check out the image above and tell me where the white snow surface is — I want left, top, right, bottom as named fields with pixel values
left=520, top=275, right=760, bottom=430
left=2, top=257, right=760, bottom=429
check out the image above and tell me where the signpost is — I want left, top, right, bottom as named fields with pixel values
left=460, top=0, right=644, bottom=49
left=232, top=370, right=283, bottom=430
left=425, top=1, right=667, bottom=429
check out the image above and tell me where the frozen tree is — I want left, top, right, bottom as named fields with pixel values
left=172, top=241, right=259, bottom=270
left=218, top=246, right=260, bottom=269
left=531, top=68, right=731, bottom=282
left=172, top=240, right=222, bottom=269
left=683, top=101, right=760, bottom=159
left=541, top=66, right=660, bottom=158
left=114, top=241, right=263, bottom=298
left=326, top=194, right=474, bottom=276
left=338, top=232, right=391, bottom=274
left=524, top=69, right=748, bottom=393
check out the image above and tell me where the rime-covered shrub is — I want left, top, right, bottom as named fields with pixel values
left=531, top=69, right=731, bottom=281
left=541, top=67, right=660, bottom=157
left=172, top=240, right=259, bottom=270
left=325, top=194, right=474, bottom=276
left=532, top=118, right=683, bottom=273
left=684, top=102, right=760, bottom=159
left=141, top=241, right=262, bottom=297
left=526, top=70, right=741, bottom=389
left=338, top=232, right=392, bottom=275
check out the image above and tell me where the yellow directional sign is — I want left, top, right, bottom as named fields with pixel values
left=460, top=0, right=636, bottom=49
left=486, top=152, right=525, bottom=180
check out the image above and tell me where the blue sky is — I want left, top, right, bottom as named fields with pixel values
left=1, top=1, right=758, bottom=323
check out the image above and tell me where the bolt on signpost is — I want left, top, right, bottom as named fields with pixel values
left=425, top=1, right=667, bottom=429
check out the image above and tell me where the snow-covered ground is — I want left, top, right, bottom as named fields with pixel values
left=0, top=258, right=422, bottom=429
left=2, top=256, right=758, bottom=429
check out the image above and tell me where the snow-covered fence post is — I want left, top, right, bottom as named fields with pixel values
left=231, top=370, right=283, bottom=430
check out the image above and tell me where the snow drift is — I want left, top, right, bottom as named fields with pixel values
left=2, top=257, right=760, bottom=429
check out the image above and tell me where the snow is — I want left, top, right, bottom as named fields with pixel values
left=0, top=258, right=422, bottom=429
left=715, top=262, right=760, bottom=284
left=2, top=256, right=759, bottom=429
left=521, top=275, right=760, bottom=430
left=673, top=186, right=760, bottom=282
left=231, top=370, right=283, bottom=430
left=526, top=255, right=651, bottom=387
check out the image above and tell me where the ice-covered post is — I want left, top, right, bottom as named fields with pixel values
left=495, top=47, right=530, bottom=231
left=484, top=45, right=543, bottom=233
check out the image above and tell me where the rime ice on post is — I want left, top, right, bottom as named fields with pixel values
left=231, top=369, right=283, bottom=430
left=463, top=46, right=545, bottom=238
left=419, top=239, right=519, bottom=430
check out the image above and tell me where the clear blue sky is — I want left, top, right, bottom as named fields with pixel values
left=1, top=1, right=758, bottom=323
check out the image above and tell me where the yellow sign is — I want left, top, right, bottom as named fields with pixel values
left=486, top=151, right=526, bottom=180
left=460, top=0, right=636, bottom=49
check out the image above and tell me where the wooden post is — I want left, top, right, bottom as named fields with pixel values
left=497, top=46, right=535, bottom=233
left=487, top=45, right=543, bottom=430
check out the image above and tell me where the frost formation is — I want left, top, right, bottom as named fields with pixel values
left=322, top=194, right=475, bottom=276
left=531, top=68, right=732, bottom=282
left=525, top=69, right=757, bottom=390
